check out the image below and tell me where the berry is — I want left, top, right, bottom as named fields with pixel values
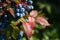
left=27, top=5, right=31, bottom=9
left=27, top=5, right=34, bottom=9
left=20, top=8, right=25, bottom=13
left=28, top=0, right=33, bottom=5
left=17, top=31, right=23, bottom=40
left=30, top=5, right=34, bottom=9
left=16, top=8, right=20, bottom=12
left=25, top=11, right=28, bottom=14
left=0, top=34, right=5, bottom=40
left=16, top=13, right=20, bottom=17
left=19, top=31, right=23, bottom=37
left=22, top=0, right=27, bottom=2
left=18, top=4, right=23, bottom=8
left=10, top=0, right=14, bottom=2
left=0, top=22, right=2, bottom=26
left=20, top=14, right=24, bottom=17
left=4, top=15, right=7, bottom=17
left=22, top=13, right=25, bottom=16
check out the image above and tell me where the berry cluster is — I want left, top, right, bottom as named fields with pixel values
left=0, top=14, right=8, bottom=29
left=0, top=0, right=34, bottom=40
left=14, top=0, right=34, bottom=18
left=0, top=0, right=50, bottom=40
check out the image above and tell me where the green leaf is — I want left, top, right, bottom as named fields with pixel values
left=35, top=23, right=46, bottom=29
left=22, top=37, right=26, bottom=40
left=43, top=33, right=49, bottom=40
left=30, top=36, right=39, bottom=40
left=46, top=5, right=51, bottom=13
left=11, top=29, right=19, bottom=39
left=37, top=2, right=45, bottom=9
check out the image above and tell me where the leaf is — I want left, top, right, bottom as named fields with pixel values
left=6, top=0, right=11, bottom=3
left=14, top=0, right=20, bottom=4
left=28, top=17, right=35, bottom=29
left=22, top=22, right=33, bottom=39
left=35, top=23, right=46, bottom=29
left=43, top=33, right=49, bottom=40
left=7, top=8, right=15, bottom=17
left=6, top=31, right=11, bottom=39
left=37, top=2, right=45, bottom=9
left=20, top=2, right=28, bottom=7
left=30, top=36, right=39, bottom=40
left=30, top=10, right=38, bottom=17
left=12, top=28, right=19, bottom=39
left=46, top=5, right=51, bottom=13
left=22, top=37, right=26, bottom=40
left=36, top=16, right=50, bottom=26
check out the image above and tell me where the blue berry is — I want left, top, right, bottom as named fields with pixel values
left=22, top=0, right=27, bottom=2
left=27, top=5, right=34, bottom=9
left=25, top=11, right=28, bottom=14
left=16, top=8, right=20, bottom=12
left=22, top=13, right=25, bottom=16
left=26, top=18, right=28, bottom=22
left=0, top=22, right=2, bottom=26
left=28, top=0, right=33, bottom=5
left=3, top=15, right=8, bottom=22
left=0, top=34, right=5, bottom=40
left=20, top=8, right=25, bottom=13
left=19, top=31, right=23, bottom=37
left=17, top=31, right=23, bottom=40
left=30, top=5, right=34, bottom=9
left=10, top=0, right=14, bottom=2
left=0, top=6, right=2, bottom=9
left=16, top=13, right=20, bottom=17
left=0, top=22, right=6, bottom=29
left=4, top=15, right=7, bottom=18
left=18, top=4, right=23, bottom=8
left=20, top=14, right=24, bottom=17
left=27, top=5, right=31, bottom=9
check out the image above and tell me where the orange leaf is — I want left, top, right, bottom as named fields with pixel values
left=8, top=8, right=15, bottom=17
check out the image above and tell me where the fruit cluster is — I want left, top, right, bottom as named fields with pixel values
left=0, top=0, right=50, bottom=40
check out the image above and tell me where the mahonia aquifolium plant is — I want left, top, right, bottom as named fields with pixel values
left=0, top=0, right=50, bottom=40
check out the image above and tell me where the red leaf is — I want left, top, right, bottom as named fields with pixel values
left=28, top=22, right=35, bottom=29
left=30, top=10, right=38, bottom=17
left=36, top=16, right=50, bottom=26
left=28, top=17, right=35, bottom=29
left=20, top=2, right=27, bottom=7
left=22, top=22, right=32, bottom=38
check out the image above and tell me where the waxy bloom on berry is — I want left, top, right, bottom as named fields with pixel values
left=36, top=16, right=50, bottom=26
